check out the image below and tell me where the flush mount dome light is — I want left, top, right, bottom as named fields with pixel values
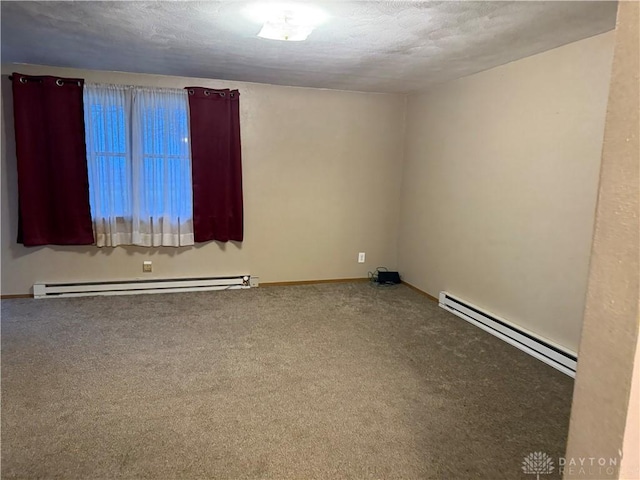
left=245, top=3, right=329, bottom=41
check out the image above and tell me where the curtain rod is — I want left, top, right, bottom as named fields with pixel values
left=8, top=75, right=81, bottom=86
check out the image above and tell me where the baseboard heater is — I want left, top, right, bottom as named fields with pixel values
left=33, top=275, right=259, bottom=299
left=439, top=292, right=577, bottom=377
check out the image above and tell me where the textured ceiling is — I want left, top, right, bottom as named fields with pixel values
left=1, top=1, right=617, bottom=93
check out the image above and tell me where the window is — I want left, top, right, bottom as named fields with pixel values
left=86, top=96, right=130, bottom=217
left=136, top=99, right=191, bottom=220
left=11, top=74, right=242, bottom=247
left=84, top=84, right=194, bottom=247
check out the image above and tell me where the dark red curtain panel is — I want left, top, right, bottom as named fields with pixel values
left=186, top=87, right=243, bottom=242
left=11, top=73, right=94, bottom=246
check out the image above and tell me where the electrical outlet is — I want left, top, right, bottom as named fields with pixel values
left=358, top=252, right=366, bottom=263
left=143, top=261, right=152, bottom=273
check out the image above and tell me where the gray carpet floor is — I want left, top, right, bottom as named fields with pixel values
left=1, top=283, right=573, bottom=479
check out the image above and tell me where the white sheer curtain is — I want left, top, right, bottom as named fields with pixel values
left=83, top=84, right=194, bottom=247
left=83, top=84, right=132, bottom=246
left=131, top=88, right=194, bottom=246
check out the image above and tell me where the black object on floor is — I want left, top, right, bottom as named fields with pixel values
left=377, top=270, right=401, bottom=284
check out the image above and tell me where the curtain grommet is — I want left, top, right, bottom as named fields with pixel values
left=55, top=79, right=64, bottom=87
left=204, top=90, right=210, bottom=96
left=19, top=77, right=27, bottom=84
left=220, top=92, right=226, bottom=97
left=188, top=89, right=195, bottom=95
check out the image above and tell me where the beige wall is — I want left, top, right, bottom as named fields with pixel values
left=565, top=2, right=639, bottom=478
left=398, top=32, right=615, bottom=352
left=0, top=65, right=406, bottom=295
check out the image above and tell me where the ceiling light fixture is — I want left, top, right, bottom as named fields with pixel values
left=245, top=3, right=329, bottom=41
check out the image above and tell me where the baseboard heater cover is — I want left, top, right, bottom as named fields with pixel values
left=439, top=292, right=577, bottom=377
left=34, top=276, right=258, bottom=299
